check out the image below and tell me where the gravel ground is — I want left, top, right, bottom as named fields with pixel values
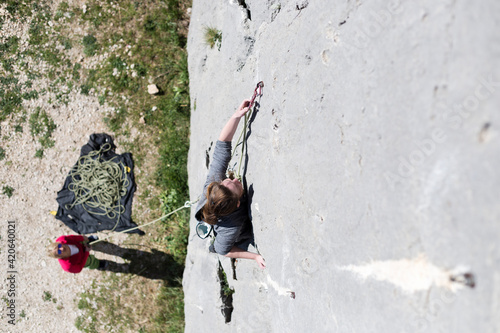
left=0, top=91, right=112, bottom=333
left=0, top=3, right=132, bottom=331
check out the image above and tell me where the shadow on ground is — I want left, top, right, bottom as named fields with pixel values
left=92, top=241, right=183, bottom=285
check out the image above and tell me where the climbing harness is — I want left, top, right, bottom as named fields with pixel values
left=230, top=81, right=264, bottom=180
left=66, top=143, right=129, bottom=232
left=89, top=199, right=199, bottom=245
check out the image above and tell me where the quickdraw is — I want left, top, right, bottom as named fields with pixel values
left=248, top=81, right=264, bottom=109
left=230, top=81, right=265, bottom=178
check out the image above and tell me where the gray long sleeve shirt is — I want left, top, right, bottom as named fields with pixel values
left=195, top=140, right=253, bottom=255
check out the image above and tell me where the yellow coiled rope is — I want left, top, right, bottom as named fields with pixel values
left=65, top=143, right=129, bottom=232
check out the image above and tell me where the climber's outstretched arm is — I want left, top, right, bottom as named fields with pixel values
left=224, top=246, right=266, bottom=269
left=218, top=99, right=252, bottom=142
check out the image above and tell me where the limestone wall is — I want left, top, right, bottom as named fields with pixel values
left=184, top=1, right=500, bottom=332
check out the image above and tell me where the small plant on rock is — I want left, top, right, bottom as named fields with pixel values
left=204, top=26, right=222, bottom=50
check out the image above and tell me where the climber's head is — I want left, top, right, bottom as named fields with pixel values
left=220, top=177, right=244, bottom=198
left=202, top=178, right=243, bottom=225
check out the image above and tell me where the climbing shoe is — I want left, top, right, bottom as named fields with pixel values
left=97, top=260, right=109, bottom=271
left=88, top=235, right=99, bottom=242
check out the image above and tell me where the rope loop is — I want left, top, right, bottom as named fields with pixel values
left=65, top=144, right=128, bottom=232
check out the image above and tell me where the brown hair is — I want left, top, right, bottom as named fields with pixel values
left=202, top=181, right=240, bottom=225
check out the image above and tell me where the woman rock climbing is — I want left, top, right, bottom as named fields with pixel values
left=194, top=99, right=266, bottom=269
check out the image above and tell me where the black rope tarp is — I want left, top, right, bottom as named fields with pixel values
left=55, top=133, right=144, bottom=235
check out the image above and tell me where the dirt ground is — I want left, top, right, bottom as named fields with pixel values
left=0, top=3, right=148, bottom=331
left=0, top=90, right=128, bottom=333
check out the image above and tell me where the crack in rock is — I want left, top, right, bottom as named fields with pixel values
left=205, top=141, right=213, bottom=169
left=271, top=3, right=281, bottom=22
left=296, top=0, right=309, bottom=10
left=217, top=261, right=234, bottom=323
left=237, top=0, right=251, bottom=20
left=236, top=36, right=255, bottom=72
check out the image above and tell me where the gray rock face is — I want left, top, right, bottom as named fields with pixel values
left=184, top=1, right=500, bottom=332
